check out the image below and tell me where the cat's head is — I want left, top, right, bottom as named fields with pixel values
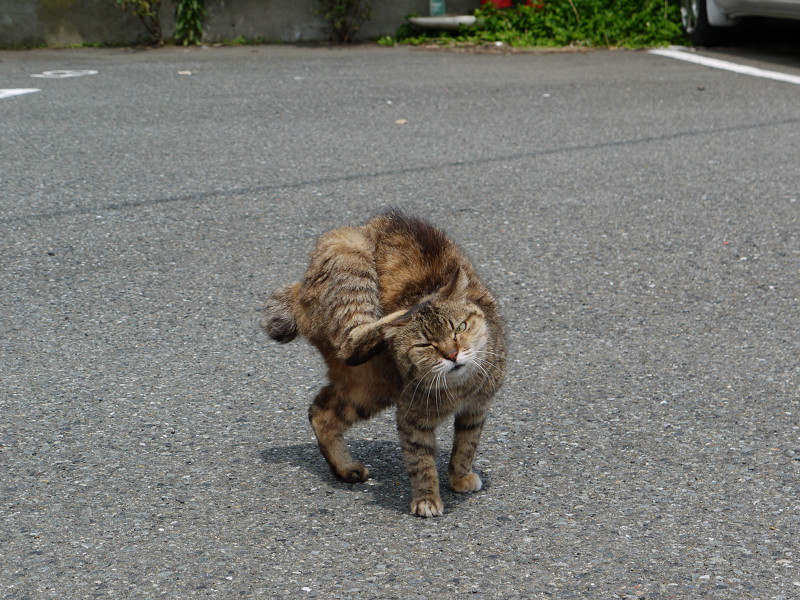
left=380, top=268, right=489, bottom=383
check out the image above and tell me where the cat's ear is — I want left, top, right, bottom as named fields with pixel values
left=439, top=267, right=469, bottom=301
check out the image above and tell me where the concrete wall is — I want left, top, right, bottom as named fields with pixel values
left=0, top=0, right=481, bottom=47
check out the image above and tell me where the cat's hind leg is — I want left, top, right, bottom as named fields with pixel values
left=308, top=383, right=374, bottom=484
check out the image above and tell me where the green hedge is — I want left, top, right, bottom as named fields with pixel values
left=385, top=0, right=684, bottom=48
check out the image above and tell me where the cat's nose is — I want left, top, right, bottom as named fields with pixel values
left=445, top=350, right=458, bottom=362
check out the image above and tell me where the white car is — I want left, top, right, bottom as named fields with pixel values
left=681, top=0, right=800, bottom=44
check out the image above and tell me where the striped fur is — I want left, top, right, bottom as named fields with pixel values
left=261, top=210, right=506, bottom=517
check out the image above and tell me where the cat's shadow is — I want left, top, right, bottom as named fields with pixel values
left=259, top=439, right=482, bottom=516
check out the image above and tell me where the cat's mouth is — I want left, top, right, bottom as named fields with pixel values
left=448, top=362, right=469, bottom=374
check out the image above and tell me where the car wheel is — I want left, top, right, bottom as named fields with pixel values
left=680, top=0, right=719, bottom=45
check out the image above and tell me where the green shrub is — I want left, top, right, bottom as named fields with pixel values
left=389, top=0, right=684, bottom=49
left=175, top=0, right=207, bottom=46
left=317, top=0, right=373, bottom=43
left=114, top=0, right=163, bottom=45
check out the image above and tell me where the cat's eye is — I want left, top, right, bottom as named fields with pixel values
left=413, top=342, right=433, bottom=348
left=455, top=322, right=467, bottom=335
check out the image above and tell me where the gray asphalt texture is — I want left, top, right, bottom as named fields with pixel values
left=1, top=44, right=799, bottom=599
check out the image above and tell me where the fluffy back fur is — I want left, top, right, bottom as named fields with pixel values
left=262, top=210, right=505, bottom=517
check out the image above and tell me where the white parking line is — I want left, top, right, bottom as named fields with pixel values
left=30, top=70, right=98, bottom=79
left=649, top=47, right=800, bottom=86
left=0, top=88, right=41, bottom=100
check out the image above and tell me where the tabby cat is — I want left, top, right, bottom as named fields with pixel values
left=261, top=210, right=506, bottom=517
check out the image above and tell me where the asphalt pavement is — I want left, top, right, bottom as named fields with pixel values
left=1, top=43, right=799, bottom=599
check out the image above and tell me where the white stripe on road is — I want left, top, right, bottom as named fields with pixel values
left=31, top=70, right=98, bottom=79
left=649, top=47, right=800, bottom=86
left=0, top=88, right=41, bottom=100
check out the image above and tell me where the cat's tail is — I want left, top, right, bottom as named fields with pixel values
left=261, top=282, right=300, bottom=343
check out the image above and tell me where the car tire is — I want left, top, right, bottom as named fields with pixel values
left=680, top=0, right=720, bottom=45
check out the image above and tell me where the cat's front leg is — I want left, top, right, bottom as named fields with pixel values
left=397, top=414, right=443, bottom=517
left=340, top=310, right=408, bottom=366
left=448, top=409, right=487, bottom=493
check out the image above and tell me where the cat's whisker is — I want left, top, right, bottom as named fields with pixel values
left=472, top=354, right=503, bottom=372
left=434, top=373, right=442, bottom=419
left=413, top=365, right=439, bottom=396
left=401, top=365, right=437, bottom=419
left=424, top=370, right=439, bottom=424
left=432, top=373, right=440, bottom=419
left=437, top=368, right=454, bottom=413
left=474, top=357, right=502, bottom=368
left=472, top=352, right=497, bottom=363
left=473, top=348, right=503, bottom=355
left=471, top=359, right=489, bottom=377
left=471, top=359, right=493, bottom=387
left=442, top=375, right=457, bottom=408
left=473, top=349, right=504, bottom=360
left=431, top=371, right=443, bottom=419
left=399, top=377, right=425, bottom=419
left=472, top=354, right=503, bottom=366
left=399, top=369, right=428, bottom=400
left=473, top=357, right=497, bottom=376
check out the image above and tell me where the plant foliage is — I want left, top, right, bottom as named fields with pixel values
left=384, top=0, right=684, bottom=48
left=114, top=0, right=163, bottom=45
left=175, top=0, right=207, bottom=46
left=317, top=0, right=373, bottom=43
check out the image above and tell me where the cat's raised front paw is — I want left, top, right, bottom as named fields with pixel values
left=410, top=496, right=444, bottom=518
left=450, top=473, right=482, bottom=493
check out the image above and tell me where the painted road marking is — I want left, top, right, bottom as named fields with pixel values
left=649, top=47, right=800, bottom=86
left=0, top=89, right=41, bottom=100
left=30, top=70, right=98, bottom=79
